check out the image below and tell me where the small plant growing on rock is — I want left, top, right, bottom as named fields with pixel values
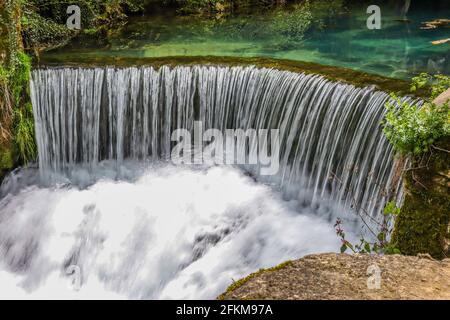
left=335, top=201, right=401, bottom=254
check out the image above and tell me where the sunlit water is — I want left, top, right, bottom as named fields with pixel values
left=0, top=163, right=356, bottom=299
left=42, top=3, right=450, bottom=78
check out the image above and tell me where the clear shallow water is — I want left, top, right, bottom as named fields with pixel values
left=43, top=3, right=450, bottom=79
left=0, top=163, right=354, bottom=299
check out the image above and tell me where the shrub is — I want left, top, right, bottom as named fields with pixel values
left=411, top=73, right=450, bottom=100
left=382, top=73, right=450, bottom=156
left=21, top=10, right=72, bottom=49
left=271, top=3, right=313, bottom=42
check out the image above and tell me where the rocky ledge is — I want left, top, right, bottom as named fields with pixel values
left=218, top=253, right=450, bottom=300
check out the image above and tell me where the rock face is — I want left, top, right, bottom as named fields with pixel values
left=433, top=88, right=450, bottom=107
left=391, top=137, right=450, bottom=259
left=218, top=253, right=450, bottom=300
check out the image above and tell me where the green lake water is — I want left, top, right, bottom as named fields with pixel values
left=42, top=3, right=449, bottom=79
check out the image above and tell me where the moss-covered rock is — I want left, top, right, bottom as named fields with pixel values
left=217, top=260, right=293, bottom=300
left=391, top=137, right=450, bottom=259
left=0, top=145, right=14, bottom=181
left=0, top=0, right=37, bottom=182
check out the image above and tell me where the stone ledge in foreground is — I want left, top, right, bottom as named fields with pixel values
left=218, top=253, right=450, bottom=300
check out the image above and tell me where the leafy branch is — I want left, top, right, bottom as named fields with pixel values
left=382, top=73, right=449, bottom=157
left=335, top=201, right=401, bottom=255
left=329, top=171, right=401, bottom=255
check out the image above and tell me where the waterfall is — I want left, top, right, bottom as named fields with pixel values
left=30, top=65, right=415, bottom=220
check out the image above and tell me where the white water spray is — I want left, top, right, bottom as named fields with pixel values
left=0, top=164, right=345, bottom=299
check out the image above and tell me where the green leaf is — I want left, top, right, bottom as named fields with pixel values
left=372, top=243, right=380, bottom=253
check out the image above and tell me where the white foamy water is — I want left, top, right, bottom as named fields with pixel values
left=0, top=163, right=355, bottom=299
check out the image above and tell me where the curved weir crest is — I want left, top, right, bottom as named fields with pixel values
left=30, top=65, right=416, bottom=220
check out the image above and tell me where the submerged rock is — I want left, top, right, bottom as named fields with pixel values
left=218, top=253, right=450, bottom=300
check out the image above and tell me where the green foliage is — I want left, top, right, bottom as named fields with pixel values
left=9, top=51, right=31, bottom=104
left=176, top=0, right=223, bottom=14
left=1, top=1, right=37, bottom=165
left=335, top=201, right=401, bottom=255
left=0, top=66, right=13, bottom=146
left=271, top=3, right=313, bottom=42
left=27, top=0, right=143, bottom=27
left=270, top=0, right=344, bottom=45
left=383, top=200, right=400, bottom=216
left=22, top=10, right=72, bottom=49
left=7, top=51, right=37, bottom=163
left=382, top=73, right=450, bottom=156
left=411, top=73, right=450, bottom=100
left=176, top=0, right=254, bottom=14
left=194, top=0, right=341, bottom=46
left=0, top=66, right=8, bottom=88
left=10, top=0, right=145, bottom=50
left=175, top=0, right=344, bottom=20
left=12, top=105, right=36, bottom=163
left=0, top=148, right=13, bottom=169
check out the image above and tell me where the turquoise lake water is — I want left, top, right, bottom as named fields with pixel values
left=43, top=3, right=450, bottom=79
